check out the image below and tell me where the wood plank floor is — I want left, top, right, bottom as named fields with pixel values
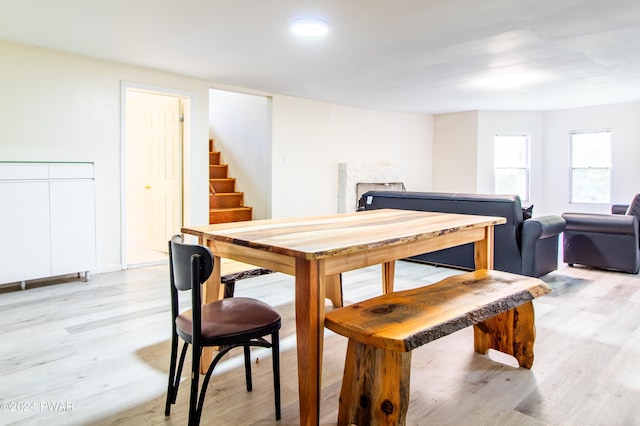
left=1, top=261, right=639, bottom=425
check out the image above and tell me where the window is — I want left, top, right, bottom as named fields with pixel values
left=570, top=130, right=611, bottom=203
left=494, top=134, right=529, bottom=200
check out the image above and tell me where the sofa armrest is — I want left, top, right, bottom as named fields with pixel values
left=522, top=215, right=566, bottom=241
left=612, top=204, right=629, bottom=215
left=562, top=212, right=637, bottom=234
left=520, top=215, right=565, bottom=277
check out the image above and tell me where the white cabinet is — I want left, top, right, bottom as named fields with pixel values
left=0, top=163, right=96, bottom=288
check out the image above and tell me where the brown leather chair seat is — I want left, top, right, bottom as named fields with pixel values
left=176, top=297, right=281, bottom=341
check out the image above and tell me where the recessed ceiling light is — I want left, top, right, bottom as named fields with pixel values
left=290, top=18, right=329, bottom=38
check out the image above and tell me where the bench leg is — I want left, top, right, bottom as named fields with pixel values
left=472, top=301, right=536, bottom=369
left=223, top=280, right=236, bottom=298
left=338, top=339, right=411, bottom=426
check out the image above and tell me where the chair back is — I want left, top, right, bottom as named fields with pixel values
left=169, top=234, right=214, bottom=291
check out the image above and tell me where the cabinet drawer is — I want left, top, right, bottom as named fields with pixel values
left=49, top=163, right=94, bottom=179
left=0, top=164, right=49, bottom=180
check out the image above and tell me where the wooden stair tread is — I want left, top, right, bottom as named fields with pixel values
left=209, top=206, right=252, bottom=223
left=210, top=191, right=246, bottom=208
left=209, top=206, right=252, bottom=212
left=211, top=192, right=244, bottom=196
left=209, top=178, right=237, bottom=194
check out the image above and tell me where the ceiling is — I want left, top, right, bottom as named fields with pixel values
left=2, top=0, right=640, bottom=114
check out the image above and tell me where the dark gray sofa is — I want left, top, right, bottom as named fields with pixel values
left=361, top=191, right=566, bottom=277
left=562, top=194, right=640, bottom=274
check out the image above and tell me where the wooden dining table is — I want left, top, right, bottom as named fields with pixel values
left=181, top=208, right=505, bottom=425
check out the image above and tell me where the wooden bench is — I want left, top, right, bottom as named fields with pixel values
left=219, top=258, right=344, bottom=307
left=219, top=258, right=275, bottom=298
left=324, top=269, right=552, bottom=426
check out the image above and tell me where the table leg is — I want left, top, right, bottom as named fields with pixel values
left=474, top=225, right=495, bottom=270
left=382, top=260, right=395, bottom=294
left=325, top=274, right=343, bottom=307
left=203, top=254, right=224, bottom=303
left=472, top=224, right=495, bottom=368
left=295, top=258, right=325, bottom=426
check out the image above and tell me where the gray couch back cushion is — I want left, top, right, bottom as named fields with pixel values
left=362, top=191, right=524, bottom=273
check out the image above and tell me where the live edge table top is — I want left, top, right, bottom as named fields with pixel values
left=181, top=208, right=506, bottom=261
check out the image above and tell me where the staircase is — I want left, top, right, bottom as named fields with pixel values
left=209, top=139, right=253, bottom=224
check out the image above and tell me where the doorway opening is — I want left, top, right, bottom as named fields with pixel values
left=122, top=85, right=189, bottom=268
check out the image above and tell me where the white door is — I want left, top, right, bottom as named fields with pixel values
left=126, top=91, right=182, bottom=264
left=149, top=95, right=182, bottom=251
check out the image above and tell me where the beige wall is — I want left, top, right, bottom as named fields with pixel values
left=432, top=104, right=640, bottom=217
left=1, top=40, right=434, bottom=274
left=432, top=111, right=478, bottom=192
left=271, top=95, right=433, bottom=218
left=7, top=37, right=639, bottom=276
left=542, top=102, right=640, bottom=216
left=0, top=40, right=211, bottom=273
left=477, top=111, right=544, bottom=206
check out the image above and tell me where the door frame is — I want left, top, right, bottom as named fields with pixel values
left=120, top=81, right=193, bottom=269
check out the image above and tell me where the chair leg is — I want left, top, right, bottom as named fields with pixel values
left=243, top=345, right=253, bottom=391
left=175, top=342, right=189, bottom=397
left=165, top=337, right=189, bottom=416
left=272, top=330, right=281, bottom=420
left=179, top=338, right=279, bottom=423
left=195, top=345, right=236, bottom=425
left=189, top=346, right=202, bottom=426
left=164, top=333, right=179, bottom=416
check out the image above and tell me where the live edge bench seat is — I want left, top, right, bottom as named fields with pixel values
left=324, top=269, right=552, bottom=426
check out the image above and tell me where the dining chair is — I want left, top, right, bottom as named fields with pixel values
left=164, top=234, right=281, bottom=425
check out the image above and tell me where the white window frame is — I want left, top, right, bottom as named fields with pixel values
left=569, top=130, right=611, bottom=204
left=494, top=133, right=530, bottom=201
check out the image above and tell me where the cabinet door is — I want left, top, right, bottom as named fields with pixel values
left=0, top=181, right=51, bottom=284
left=49, top=180, right=96, bottom=276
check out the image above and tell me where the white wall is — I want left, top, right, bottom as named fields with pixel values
left=477, top=111, right=544, bottom=208
left=209, top=90, right=270, bottom=219
left=0, top=40, right=435, bottom=273
left=0, top=40, right=211, bottom=273
left=432, top=103, right=640, bottom=217
left=432, top=111, right=478, bottom=192
left=6, top=39, right=639, bottom=276
left=271, top=95, right=433, bottom=218
left=542, top=102, right=640, bottom=215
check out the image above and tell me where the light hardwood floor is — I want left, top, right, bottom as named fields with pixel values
left=1, top=261, right=639, bottom=425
